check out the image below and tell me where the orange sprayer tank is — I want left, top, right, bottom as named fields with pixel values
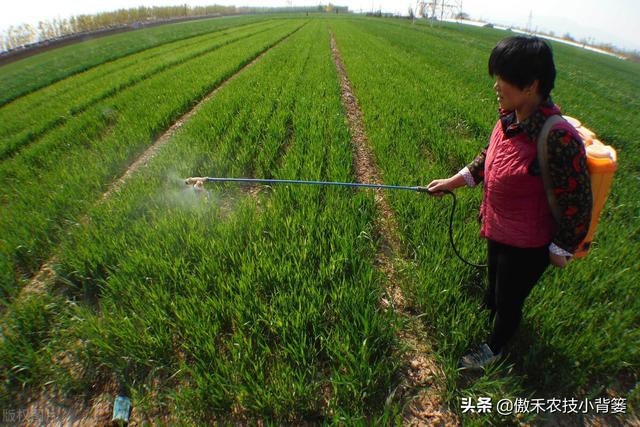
left=574, top=143, right=617, bottom=258
left=576, top=126, right=596, bottom=145
left=563, top=115, right=581, bottom=128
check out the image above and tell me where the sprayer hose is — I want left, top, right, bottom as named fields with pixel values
left=438, top=190, right=487, bottom=269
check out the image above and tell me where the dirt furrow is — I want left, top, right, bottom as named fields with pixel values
left=330, top=33, right=459, bottom=426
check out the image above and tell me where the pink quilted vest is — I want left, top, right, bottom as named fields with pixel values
left=480, top=113, right=579, bottom=247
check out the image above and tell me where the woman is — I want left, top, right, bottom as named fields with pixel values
left=427, top=36, right=592, bottom=369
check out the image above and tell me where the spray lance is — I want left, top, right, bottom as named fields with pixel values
left=185, top=177, right=487, bottom=269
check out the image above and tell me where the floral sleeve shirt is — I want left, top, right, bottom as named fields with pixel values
left=459, top=98, right=592, bottom=255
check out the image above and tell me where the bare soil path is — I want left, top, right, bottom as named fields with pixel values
left=330, top=33, right=459, bottom=426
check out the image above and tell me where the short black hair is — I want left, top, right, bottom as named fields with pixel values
left=488, top=36, right=556, bottom=99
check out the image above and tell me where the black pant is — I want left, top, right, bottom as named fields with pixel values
left=485, top=239, right=550, bottom=353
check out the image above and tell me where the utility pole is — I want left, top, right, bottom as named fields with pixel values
left=425, top=1, right=436, bottom=19
left=424, top=0, right=462, bottom=21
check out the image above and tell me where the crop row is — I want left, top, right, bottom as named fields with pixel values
left=0, top=20, right=286, bottom=160
left=0, top=20, right=305, bottom=304
left=0, top=15, right=269, bottom=106
left=1, top=20, right=399, bottom=422
left=358, top=18, right=640, bottom=141
left=331, top=18, right=639, bottom=423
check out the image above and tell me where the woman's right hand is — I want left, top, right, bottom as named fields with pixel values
left=426, top=178, right=455, bottom=196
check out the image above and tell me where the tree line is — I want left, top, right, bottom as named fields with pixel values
left=1, top=4, right=347, bottom=52
left=1, top=5, right=238, bottom=52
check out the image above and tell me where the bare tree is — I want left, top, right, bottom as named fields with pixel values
left=6, top=26, right=18, bottom=49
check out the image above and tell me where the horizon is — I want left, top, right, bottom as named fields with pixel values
left=1, top=1, right=639, bottom=52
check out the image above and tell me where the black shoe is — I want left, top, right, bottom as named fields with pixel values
left=458, top=343, right=501, bottom=370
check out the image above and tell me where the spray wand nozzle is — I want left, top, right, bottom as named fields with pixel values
left=185, top=177, right=207, bottom=192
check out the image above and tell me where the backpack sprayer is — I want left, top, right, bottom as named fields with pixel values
left=185, top=176, right=487, bottom=268
left=542, top=116, right=618, bottom=258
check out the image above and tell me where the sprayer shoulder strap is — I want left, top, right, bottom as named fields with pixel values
left=537, top=114, right=564, bottom=224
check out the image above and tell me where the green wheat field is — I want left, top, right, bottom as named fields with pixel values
left=0, top=14, right=638, bottom=425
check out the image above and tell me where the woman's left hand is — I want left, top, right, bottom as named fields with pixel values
left=549, top=252, right=571, bottom=268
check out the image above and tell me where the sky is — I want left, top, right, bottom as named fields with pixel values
left=1, top=0, right=638, bottom=52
